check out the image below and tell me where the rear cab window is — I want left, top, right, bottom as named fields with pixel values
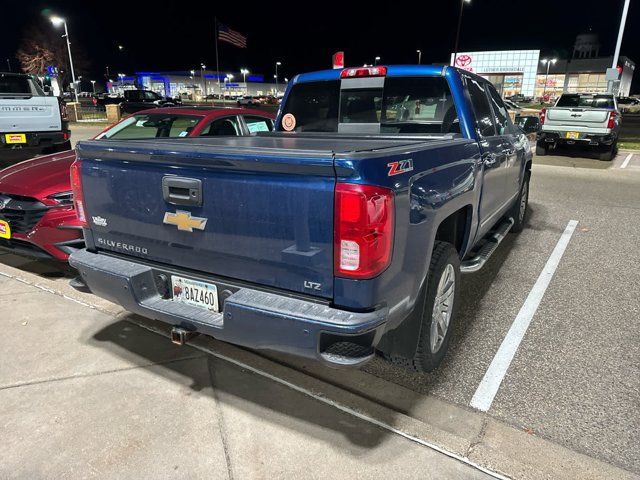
left=279, top=75, right=459, bottom=135
left=0, top=74, right=42, bottom=96
left=556, top=94, right=615, bottom=109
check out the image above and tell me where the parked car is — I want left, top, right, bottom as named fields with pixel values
left=69, top=65, right=532, bottom=373
left=0, top=72, right=70, bottom=162
left=617, top=96, right=640, bottom=113
left=237, top=96, right=259, bottom=106
left=0, top=107, right=274, bottom=261
left=537, top=93, right=620, bottom=160
left=92, top=92, right=123, bottom=107
left=507, top=94, right=532, bottom=103
left=503, top=99, right=522, bottom=111
left=119, top=89, right=182, bottom=114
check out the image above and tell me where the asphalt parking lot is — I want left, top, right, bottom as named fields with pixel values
left=0, top=148, right=638, bottom=479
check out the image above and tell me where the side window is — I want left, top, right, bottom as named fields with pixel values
left=487, top=85, right=510, bottom=135
left=244, top=116, right=273, bottom=134
left=199, top=116, right=241, bottom=136
left=144, top=91, right=159, bottom=101
left=464, top=76, right=496, bottom=137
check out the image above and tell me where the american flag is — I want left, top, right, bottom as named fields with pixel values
left=217, top=23, right=247, bottom=48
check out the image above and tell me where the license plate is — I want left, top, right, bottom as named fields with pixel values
left=171, top=276, right=219, bottom=313
left=5, top=133, right=26, bottom=144
left=565, top=131, right=580, bottom=139
left=0, top=219, right=11, bottom=239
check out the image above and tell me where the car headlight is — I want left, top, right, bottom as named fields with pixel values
left=48, top=191, right=74, bottom=207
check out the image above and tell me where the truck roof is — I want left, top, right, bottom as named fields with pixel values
left=294, top=65, right=446, bottom=83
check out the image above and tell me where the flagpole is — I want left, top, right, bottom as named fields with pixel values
left=214, top=17, right=222, bottom=105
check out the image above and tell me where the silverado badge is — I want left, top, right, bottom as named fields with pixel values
left=163, top=211, right=208, bottom=232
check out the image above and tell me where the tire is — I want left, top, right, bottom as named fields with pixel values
left=535, top=144, right=547, bottom=156
left=387, top=242, right=460, bottom=373
left=599, top=142, right=616, bottom=161
left=509, top=170, right=530, bottom=233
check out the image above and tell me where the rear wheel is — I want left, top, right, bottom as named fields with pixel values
left=53, top=140, right=72, bottom=153
left=599, top=142, right=617, bottom=161
left=387, top=242, right=460, bottom=373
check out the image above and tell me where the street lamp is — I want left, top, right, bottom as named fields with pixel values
left=540, top=58, right=558, bottom=101
left=374, top=56, right=381, bottom=66
left=240, top=68, right=249, bottom=84
left=275, top=61, right=282, bottom=96
left=90, top=80, right=96, bottom=94
left=118, top=45, right=124, bottom=51
left=452, top=0, right=472, bottom=66
left=200, top=63, right=207, bottom=98
left=50, top=15, right=78, bottom=103
left=416, top=49, right=422, bottom=64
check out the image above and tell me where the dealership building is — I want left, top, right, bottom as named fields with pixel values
left=451, top=34, right=635, bottom=99
left=108, top=70, right=282, bottom=99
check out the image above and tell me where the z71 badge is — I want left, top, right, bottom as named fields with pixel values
left=387, top=159, right=414, bottom=176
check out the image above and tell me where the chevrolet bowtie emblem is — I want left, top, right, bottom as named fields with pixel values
left=163, top=211, right=208, bottom=232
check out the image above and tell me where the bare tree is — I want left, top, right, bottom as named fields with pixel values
left=16, top=18, right=90, bottom=90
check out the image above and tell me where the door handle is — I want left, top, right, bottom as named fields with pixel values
left=482, top=152, right=500, bottom=167
left=162, top=176, right=203, bottom=207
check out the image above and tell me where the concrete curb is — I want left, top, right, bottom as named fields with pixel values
left=0, top=260, right=636, bottom=480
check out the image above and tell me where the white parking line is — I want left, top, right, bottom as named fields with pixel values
left=620, top=153, right=633, bottom=169
left=470, top=220, right=579, bottom=412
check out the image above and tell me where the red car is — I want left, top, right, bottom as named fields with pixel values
left=0, top=107, right=274, bottom=261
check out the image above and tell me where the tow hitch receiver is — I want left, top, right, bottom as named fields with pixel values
left=170, top=327, right=198, bottom=346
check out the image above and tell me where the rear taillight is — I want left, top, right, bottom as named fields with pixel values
left=340, top=66, right=387, bottom=78
left=58, top=98, right=68, bottom=121
left=334, top=183, right=394, bottom=279
left=539, top=108, right=546, bottom=125
left=70, top=160, right=88, bottom=227
left=607, top=111, right=617, bottom=129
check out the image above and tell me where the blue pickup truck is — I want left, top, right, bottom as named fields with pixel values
left=69, top=65, right=531, bottom=372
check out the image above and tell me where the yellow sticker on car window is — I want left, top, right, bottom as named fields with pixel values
left=0, top=219, right=11, bottom=239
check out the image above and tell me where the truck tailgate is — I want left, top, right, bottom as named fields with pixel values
left=0, top=97, right=61, bottom=132
left=546, top=107, right=610, bottom=129
left=76, top=137, right=348, bottom=299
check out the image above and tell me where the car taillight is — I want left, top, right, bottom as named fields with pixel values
left=58, top=98, right=68, bottom=121
left=539, top=108, right=546, bottom=125
left=334, top=183, right=394, bottom=279
left=607, top=111, right=617, bottom=129
left=340, top=66, right=387, bottom=78
left=70, top=160, right=88, bottom=227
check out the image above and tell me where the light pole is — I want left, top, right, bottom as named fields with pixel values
left=91, top=80, right=96, bottom=94
left=275, top=61, right=281, bottom=97
left=540, top=58, right=557, bottom=101
left=416, top=50, right=422, bottom=65
left=200, top=63, right=207, bottom=98
left=452, top=0, right=471, bottom=66
left=374, top=56, right=381, bottom=66
left=50, top=16, right=78, bottom=103
left=240, top=68, right=249, bottom=94
left=609, top=0, right=630, bottom=94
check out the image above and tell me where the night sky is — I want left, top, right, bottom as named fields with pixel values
left=2, top=0, right=639, bottom=91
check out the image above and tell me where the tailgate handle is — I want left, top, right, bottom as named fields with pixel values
left=162, top=176, right=202, bottom=207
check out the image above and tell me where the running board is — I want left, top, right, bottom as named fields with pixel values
left=460, top=217, right=515, bottom=273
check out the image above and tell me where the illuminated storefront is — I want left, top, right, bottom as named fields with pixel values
left=451, top=49, right=635, bottom=99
